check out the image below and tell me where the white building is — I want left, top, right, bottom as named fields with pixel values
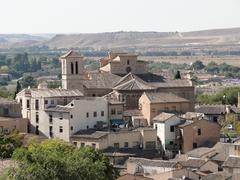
left=16, top=84, right=83, bottom=140
left=153, top=112, right=182, bottom=150
left=45, top=97, right=108, bottom=141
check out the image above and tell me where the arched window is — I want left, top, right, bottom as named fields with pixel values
left=75, top=61, right=78, bottom=74
left=71, top=62, right=74, bottom=74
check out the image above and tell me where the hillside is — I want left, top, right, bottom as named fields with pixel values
left=42, top=28, right=240, bottom=49
left=0, top=28, right=240, bottom=50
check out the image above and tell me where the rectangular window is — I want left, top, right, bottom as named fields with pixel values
left=155, top=124, right=158, bottom=130
left=35, top=125, right=39, bottom=135
left=59, top=113, right=63, bottom=120
left=36, top=112, right=39, bottom=123
left=193, top=142, right=197, bottom=148
left=111, top=109, right=116, bottom=115
left=70, top=114, right=73, bottom=118
left=198, top=128, right=201, bottom=136
left=3, top=108, right=9, bottom=116
left=70, top=126, right=73, bottom=131
left=92, top=143, right=96, bottom=149
left=51, top=100, right=54, bottom=105
left=170, top=126, right=174, bottom=132
left=93, top=112, right=97, bottom=117
left=101, top=111, right=104, bottom=116
left=27, top=99, right=30, bottom=109
left=49, top=126, right=53, bottom=137
left=114, top=143, right=119, bottom=149
left=44, top=100, right=48, bottom=105
left=20, top=99, right=22, bottom=106
left=35, top=99, right=39, bottom=110
left=73, top=142, right=77, bottom=146
left=49, top=114, right=53, bottom=124
left=59, top=126, right=63, bottom=133
left=86, top=112, right=89, bottom=118
left=124, top=142, right=129, bottom=148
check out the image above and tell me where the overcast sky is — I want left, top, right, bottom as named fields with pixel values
left=0, top=0, right=239, bottom=34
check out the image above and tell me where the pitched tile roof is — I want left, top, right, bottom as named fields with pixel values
left=117, top=174, right=153, bottom=180
left=153, top=112, right=176, bottom=122
left=144, top=92, right=190, bottom=103
left=186, top=147, right=216, bottom=158
left=195, top=105, right=227, bottom=115
left=113, top=73, right=155, bottom=90
left=150, top=79, right=193, bottom=88
left=123, top=109, right=143, bottom=116
left=60, top=50, right=83, bottom=58
left=45, top=106, right=73, bottom=113
left=223, top=156, right=240, bottom=168
left=128, top=157, right=177, bottom=168
left=17, top=88, right=84, bottom=98
left=71, top=129, right=109, bottom=139
left=179, top=159, right=206, bottom=168
left=81, top=72, right=122, bottom=89
left=202, top=172, right=232, bottom=180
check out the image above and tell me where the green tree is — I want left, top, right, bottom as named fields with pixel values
left=191, top=60, right=205, bottom=70
left=174, top=70, right=181, bottom=79
left=0, top=133, right=22, bottom=159
left=20, top=75, right=37, bottom=88
left=13, top=81, right=22, bottom=99
left=8, top=139, right=119, bottom=180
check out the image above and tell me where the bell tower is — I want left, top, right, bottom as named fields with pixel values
left=60, top=50, right=84, bottom=90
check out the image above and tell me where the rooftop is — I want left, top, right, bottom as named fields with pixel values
left=60, top=50, right=83, bottom=59
left=123, top=109, right=143, bottom=117
left=186, top=147, right=216, bottom=158
left=153, top=112, right=176, bottom=122
left=144, top=92, right=190, bottom=103
left=17, top=88, right=84, bottom=98
left=223, top=156, right=240, bottom=168
left=179, top=159, right=206, bottom=168
left=128, top=157, right=177, bottom=168
left=195, top=105, right=227, bottom=115
left=45, top=106, right=73, bottom=113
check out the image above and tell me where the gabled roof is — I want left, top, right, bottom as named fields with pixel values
left=223, top=156, right=240, bottom=168
left=113, top=73, right=155, bottom=90
left=45, top=106, right=73, bottom=113
left=186, top=147, right=216, bottom=158
left=179, top=159, right=206, bottom=168
left=153, top=112, right=176, bottom=122
left=195, top=105, right=227, bottom=115
left=60, top=50, right=83, bottom=59
left=144, top=92, right=190, bottom=103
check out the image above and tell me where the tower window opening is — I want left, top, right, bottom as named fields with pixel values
left=75, top=61, right=78, bottom=74
left=71, top=62, right=74, bottom=74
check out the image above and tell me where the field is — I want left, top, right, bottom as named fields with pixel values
left=140, top=56, right=240, bottom=66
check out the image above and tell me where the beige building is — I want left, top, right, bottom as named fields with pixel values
left=60, top=51, right=195, bottom=109
left=0, top=98, right=28, bottom=133
left=139, top=92, right=193, bottom=125
left=176, top=119, right=220, bottom=153
left=71, top=128, right=157, bottom=150
left=100, top=52, right=148, bottom=75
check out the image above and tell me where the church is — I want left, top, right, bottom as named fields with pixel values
left=60, top=51, right=195, bottom=110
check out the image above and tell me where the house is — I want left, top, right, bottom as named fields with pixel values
left=195, top=105, right=239, bottom=122
left=0, top=98, right=28, bottom=133
left=153, top=112, right=182, bottom=151
left=45, top=97, right=108, bottom=141
left=71, top=127, right=157, bottom=150
left=223, top=156, right=240, bottom=174
left=139, top=92, right=193, bottom=125
left=229, top=140, right=240, bottom=157
left=117, top=174, right=153, bottom=180
left=60, top=51, right=195, bottom=109
left=123, top=109, right=148, bottom=127
left=176, top=119, right=220, bottom=153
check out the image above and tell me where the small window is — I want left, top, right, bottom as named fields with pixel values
left=59, top=113, right=63, bottom=120
left=169, top=141, right=173, bottom=145
left=81, top=143, right=85, bottom=147
left=49, top=126, right=53, bottom=137
left=51, top=100, right=54, bottom=105
left=124, top=142, right=128, bottom=148
left=101, top=111, right=104, bottom=116
left=92, top=94, right=96, bottom=97
left=193, top=142, right=197, bottom=148
left=198, top=128, right=201, bottom=135
left=20, top=99, right=22, bottom=106
left=35, top=100, right=39, bottom=110
left=155, top=124, right=158, bottom=130
left=35, top=125, right=39, bottom=135
left=73, top=142, right=77, bottom=146
left=27, top=99, right=30, bottom=109
left=36, top=112, right=39, bottom=123
left=86, top=112, right=89, bottom=118
left=92, top=143, right=96, bottom=149
left=170, top=126, right=174, bottom=132
left=93, top=112, right=97, bottom=117
left=49, top=114, right=53, bottom=124
left=127, top=59, right=130, bottom=65
left=70, top=114, right=73, bottom=118
left=111, top=109, right=116, bottom=115
left=70, top=126, right=73, bottom=131
left=114, top=143, right=119, bottom=149
left=44, top=100, right=48, bottom=105
left=59, top=126, right=63, bottom=133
